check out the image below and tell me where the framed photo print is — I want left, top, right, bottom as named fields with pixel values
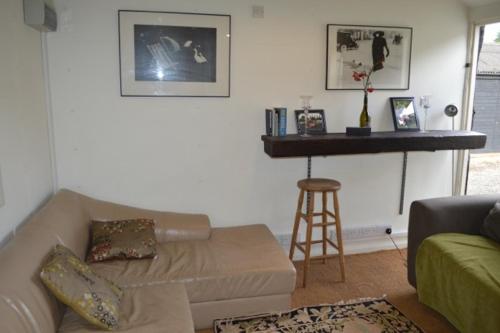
left=326, top=24, right=412, bottom=90
left=119, top=10, right=231, bottom=97
left=390, top=97, right=420, bottom=131
left=295, top=109, right=327, bottom=135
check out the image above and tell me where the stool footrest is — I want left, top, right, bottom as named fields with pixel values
left=298, top=240, right=324, bottom=246
left=326, top=211, right=336, bottom=219
left=309, top=254, right=341, bottom=260
left=295, top=243, right=305, bottom=254
left=312, top=222, right=336, bottom=227
left=300, top=211, right=336, bottom=221
left=326, top=238, right=339, bottom=250
left=296, top=239, right=340, bottom=250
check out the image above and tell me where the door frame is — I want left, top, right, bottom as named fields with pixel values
left=456, top=13, right=500, bottom=195
left=455, top=23, right=481, bottom=195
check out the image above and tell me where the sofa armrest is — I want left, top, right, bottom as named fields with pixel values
left=81, top=193, right=211, bottom=242
left=407, top=194, right=500, bottom=287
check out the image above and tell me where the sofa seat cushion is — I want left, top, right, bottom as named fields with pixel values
left=90, top=224, right=296, bottom=303
left=58, top=283, right=194, bottom=333
left=416, top=233, right=500, bottom=333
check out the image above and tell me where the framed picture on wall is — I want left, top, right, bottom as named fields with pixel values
left=390, top=97, right=420, bottom=131
left=119, top=10, right=231, bottom=97
left=326, top=24, right=412, bottom=90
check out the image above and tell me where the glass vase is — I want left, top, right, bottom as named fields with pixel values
left=300, top=95, right=313, bottom=137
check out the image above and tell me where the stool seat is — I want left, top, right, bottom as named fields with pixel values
left=297, top=178, right=341, bottom=191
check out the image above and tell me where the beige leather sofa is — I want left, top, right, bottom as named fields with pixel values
left=0, top=190, right=296, bottom=332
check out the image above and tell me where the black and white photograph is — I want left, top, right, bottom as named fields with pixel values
left=390, top=97, right=420, bottom=131
left=119, top=11, right=230, bottom=97
left=295, top=109, right=327, bottom=135
left=134, top=25, right=216, bottom=82
left=326, top=24, right=412, bottom=90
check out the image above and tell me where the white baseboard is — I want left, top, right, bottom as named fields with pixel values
left=281, top=232, right=407, bottom=260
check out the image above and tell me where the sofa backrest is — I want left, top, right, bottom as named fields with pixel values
left=0, top=190, right=90, bottom=333
left=81, top=194, right=211, bottom=242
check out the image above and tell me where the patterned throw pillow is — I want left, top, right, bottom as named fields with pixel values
left=40, top=245, right=123, bottom=330
left=87, top=219, right=157, bottom=263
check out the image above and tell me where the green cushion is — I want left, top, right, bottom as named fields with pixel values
left=481, top=202, right=500, bottom=243
left=40, top=245, right=123, bottom=330
left=416, top=233, right=500, bottom=333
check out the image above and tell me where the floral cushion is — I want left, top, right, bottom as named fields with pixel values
left=40, top=245, right=123, bottom=330
left=87, top=219, right=157, bottom=263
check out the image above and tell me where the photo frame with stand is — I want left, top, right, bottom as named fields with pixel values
left=295, top=109, right=327, bottom=135
left=390, top=97, right=420, bottom=131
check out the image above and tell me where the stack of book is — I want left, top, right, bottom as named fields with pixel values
left=265, top=108, right=287, bottom=136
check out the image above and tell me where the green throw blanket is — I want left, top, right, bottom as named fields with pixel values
left=416, top=233, right=500, bottom=333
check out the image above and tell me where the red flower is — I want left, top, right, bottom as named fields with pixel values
left=367, top=88, right=374, bottom=93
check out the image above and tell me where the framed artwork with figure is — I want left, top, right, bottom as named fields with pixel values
left=326, top=24, right=412, bottom=90
left=119, top=10, right=231, bottom=97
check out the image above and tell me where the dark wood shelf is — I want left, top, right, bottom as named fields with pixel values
left=261, top=130, right=487, bottom=157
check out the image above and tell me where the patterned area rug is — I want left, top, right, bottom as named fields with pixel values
left=214, top=298, right=423, bottom=333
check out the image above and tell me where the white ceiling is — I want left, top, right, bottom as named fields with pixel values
left=461, top=0, right=500, bottom=7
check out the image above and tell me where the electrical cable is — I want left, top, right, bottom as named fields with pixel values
left=385, top=228, right=407, bottom=267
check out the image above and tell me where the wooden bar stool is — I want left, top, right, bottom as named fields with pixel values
left=289, top=178, right=346, bottom=287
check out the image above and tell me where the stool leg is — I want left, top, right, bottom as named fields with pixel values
left=333, top=190, right=346, bottom=282
left=303, top=192, right=315, bottom=288
left=289, top=189, right=305, bottom=261
left=321, top=191, right=328, bottom=264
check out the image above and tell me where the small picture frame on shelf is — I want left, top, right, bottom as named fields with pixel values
left=390, top=97, right=420, bottom=131
left=295, top=109, right=327, bottom=135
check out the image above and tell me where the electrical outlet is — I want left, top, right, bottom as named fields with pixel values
left=330, top=225, right=392, bottom=241
left=252, top=5, right=264, bottom=18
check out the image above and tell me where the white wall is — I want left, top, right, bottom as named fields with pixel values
left=0, top=0, right=54, bottom=243
left=47, top=0, right=468, bottom=238
left=469, top=2, right=500, bottom=24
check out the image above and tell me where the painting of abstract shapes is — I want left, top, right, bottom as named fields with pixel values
left=119, top=11, right=230, bottom=97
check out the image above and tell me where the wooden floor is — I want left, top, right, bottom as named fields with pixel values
left=197, top=249, right=457, bottom=333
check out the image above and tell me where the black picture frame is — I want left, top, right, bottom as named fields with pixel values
left=295, top=109, right=327, bottom=135
left=390, top=97, right=420, bottom=131
left=326, top=24, right=412, bottom=91
left=118, top=10, right=231, bottom=97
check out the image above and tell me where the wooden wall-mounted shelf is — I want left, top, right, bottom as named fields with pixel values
left=261, top=130, right=486, bottom=158
left=262, top=130, right=487, bottom=215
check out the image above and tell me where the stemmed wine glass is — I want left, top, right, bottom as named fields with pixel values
left=420, top=95, right=431, bottom=132
left=300, top=95, right=313, bottom=137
